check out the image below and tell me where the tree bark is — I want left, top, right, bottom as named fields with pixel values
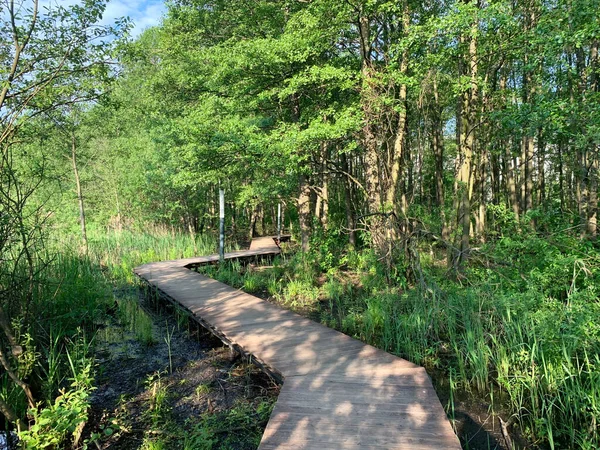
left=321, top=174, right=329, bottom=230
left=249, top=205, right=257, bottom=240
left=558, top=140, right=565, bottom=211
left=587, top=39, right=599, bottom=238
left=537, top=129, right=546, bottom=207
left=475, top=148, right=487, bottom=241
left=506, top=147, right=520, bottom=222
left=298, top=174, right=311, bottom=251
left=430, top=74, right=449, bottom=245
left=454, top=7, right=478, bottom=270
left=522, top=4, right=537, bottom=220
left=386, top=0, right=410, bottom=217
left=359, top=14, right=382, bottom=216
left=341, top=152, right=356, bottom=246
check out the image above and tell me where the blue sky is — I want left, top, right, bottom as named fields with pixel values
left=101, top=0, right=166, bottom=37
left=5, top=2, right=166, bottom=37
left=31, top=0, right=166, bottom=37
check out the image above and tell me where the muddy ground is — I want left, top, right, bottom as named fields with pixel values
left=84, top=290, right=279, bottom=449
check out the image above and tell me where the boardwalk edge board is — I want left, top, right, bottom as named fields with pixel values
left=137, top=279, right=285, bottom=384
left=133, top=237, right=461, bottom=449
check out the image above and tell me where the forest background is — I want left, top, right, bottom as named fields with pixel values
left=1, top=0, right=599, bottom=448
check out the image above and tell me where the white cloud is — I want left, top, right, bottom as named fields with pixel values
left=101, top=0, right=166, bottom=37
left=1, top=0, right=165, bottom=39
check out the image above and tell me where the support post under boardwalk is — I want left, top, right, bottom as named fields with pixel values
left=219, top=188, right=225, bottom=262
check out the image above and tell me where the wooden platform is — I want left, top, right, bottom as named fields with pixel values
left=134, top=237, right=461, bottom=449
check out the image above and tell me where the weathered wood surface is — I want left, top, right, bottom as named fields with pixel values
left=134, top=237, right=461, bottom=449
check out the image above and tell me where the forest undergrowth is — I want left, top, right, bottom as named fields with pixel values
left=3, top=223, right=599, bottom=449
left=0, top=229, right=273, bottom=449
left=3, top=1, right=600, bottom=449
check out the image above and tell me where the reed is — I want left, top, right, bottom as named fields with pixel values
left=263, top=238, right=600, bottom=448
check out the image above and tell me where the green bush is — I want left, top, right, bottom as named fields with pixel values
left=19, top=338, right=95, bottom=449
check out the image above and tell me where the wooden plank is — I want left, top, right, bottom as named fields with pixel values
left=133, top=236, right=461, bottom=450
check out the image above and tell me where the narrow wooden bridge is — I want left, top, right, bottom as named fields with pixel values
left=134, top=237, right=461, bottom=449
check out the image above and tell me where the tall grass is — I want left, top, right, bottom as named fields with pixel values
left=86, top=229, right=218, bottom=284
left=248, top=233, right=600, bottom=449
left=338, top=284, right=599, bottom=448
left=1, top=248, right=111, bottom=425
left=2, top=227, right=217, bottom=444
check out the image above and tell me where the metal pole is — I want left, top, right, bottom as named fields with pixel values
left=219, top=188, right=225, bottom=262
left=277, top=202, right=281, bottom=243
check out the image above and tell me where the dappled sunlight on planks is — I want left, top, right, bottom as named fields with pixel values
left=134, top=237, right=461, bottom=449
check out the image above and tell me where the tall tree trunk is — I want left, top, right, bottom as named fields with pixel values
left=249, top=204, right=258, bottom=240
left=558, top=140, right=565, bottom=211
left=576, top=48, right=589, bottom=237
left=454, top=8, right=478, bottom=270
left=577, top=147, right=587, bottom=237
left=359, top=14, right=382, bottom=216
left=358, top=10, right=390, bottom=256
left=321, top=174, right=329, bottom=230
left=71, top=133, right=87, bottom=252
left=431, top=74, right=449, bottom=245
left=386, top=0, right=410, bottom=216
left=518, top=135, right=534, bottom=228
left=475, top=148, right=487, bottom=241
left=259, top=204, right=265, bottom=236
left=449, top=78, right=463, bottom=268
left=314, top=186, right=322, bottom=224
left=588, top=154, right=598, bottom=238
left=587, top=39, right=599, bottom=238
left=506, top=148, right=520, bottom=222
left=491, top=151, right=500, bottom=205
left=524, top=136, right=534, bottom=213
left=341, top=152, right=356, bottom=247
left=298, top=174, right=311, bottom=252
left=537, top=129, right=546, bottom=207
left=315, top=142, right=329, bottom=229
left=522, top=4, right=537, bottom=221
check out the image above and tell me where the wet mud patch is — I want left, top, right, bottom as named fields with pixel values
left=85, top=291, right=279, bottom=449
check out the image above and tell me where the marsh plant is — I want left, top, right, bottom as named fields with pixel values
left=246, top=231, right=600, bottom=449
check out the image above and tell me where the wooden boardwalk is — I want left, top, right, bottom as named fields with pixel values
left=134, top=237, right=461, bottom=449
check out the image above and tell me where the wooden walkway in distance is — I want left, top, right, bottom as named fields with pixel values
left=134, top=237, right=461, bottom=449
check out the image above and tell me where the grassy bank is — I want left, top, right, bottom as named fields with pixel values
left=2, top=229, right=252, bottom=449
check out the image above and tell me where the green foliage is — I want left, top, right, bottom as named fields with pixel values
left=144, top=371, right=170, bottom=427
left=182, top=421, right=217, bottom=450
left=3, top=0, right=599, bottom=447
left=252, top=231, right=600, bottom=448
left=0, top=248, right=112, bottom=424
left=283, top=280, right=320, bottom=307
left=42, top=251, right=113, bottom=333
left=88, top=229, right=216, bottom=284
left=309, top=227, right=348, bottom=273
left=19, top=337, right=95, bottom=449
left=199, top=400, right=274, bottom=449
left=242, top=274, right=262, bottom=293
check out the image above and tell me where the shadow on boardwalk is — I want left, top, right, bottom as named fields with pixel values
left=135, top=238, right=461, bottom=449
